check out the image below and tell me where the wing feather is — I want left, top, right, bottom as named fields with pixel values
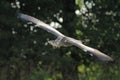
left=18, top=13, right=64, bottom=37
left=65, top=37, right=113, bottom=61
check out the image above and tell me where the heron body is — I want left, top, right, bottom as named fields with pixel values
left=18, top=13, right=113, bottom=61
left=48, top=36, right=65, bottom=47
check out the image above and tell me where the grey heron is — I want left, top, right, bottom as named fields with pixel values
left=18, top=13, right=113, bottom=61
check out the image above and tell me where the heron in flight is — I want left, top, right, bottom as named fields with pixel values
left=18, top=13, right=113, bottom=61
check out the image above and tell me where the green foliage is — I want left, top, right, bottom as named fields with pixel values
left=0, top=0, right=120, bottom=80
left=29, top=70, right=51, bottom=80
left=75, top=0, right=83, bottom=8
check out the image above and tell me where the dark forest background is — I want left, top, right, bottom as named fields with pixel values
left=0, top=0, right=120, bottom=80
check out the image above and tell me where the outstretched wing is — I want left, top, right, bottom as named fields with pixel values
left=18, top=13, right=64, bottom=37
left=65, top=37, right=113, bottom=61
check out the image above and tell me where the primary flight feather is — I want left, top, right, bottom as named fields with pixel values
left=18, top=13, right=113, bottom=61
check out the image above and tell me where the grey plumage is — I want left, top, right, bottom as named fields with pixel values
left=18, top=13, right=113, bottom=61
left=18, top=13, right=64, bottom=37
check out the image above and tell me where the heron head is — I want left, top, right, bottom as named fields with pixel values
left=48, top=40, right=61, bottom=48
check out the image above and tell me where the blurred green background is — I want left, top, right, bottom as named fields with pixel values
left=0, top=0, right=120, bottom=80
